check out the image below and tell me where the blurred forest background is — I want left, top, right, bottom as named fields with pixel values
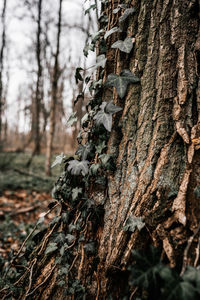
left=0, top=0, right=98, bottom=263
left=0, top=0, right=98, bottom=183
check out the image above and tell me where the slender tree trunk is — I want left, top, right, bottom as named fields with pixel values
left=45, top=0, right=63, bottom=175
left=0, top=0, right=7, bottom=149
left=33, top=0, right=43, bottom=155
left=4, top=1, right=200, bottom=299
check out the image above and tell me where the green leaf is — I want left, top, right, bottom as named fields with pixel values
left=75, top=67, right=84, bottom=84
left=119, top=7, right=136, bottom=23
left=54, top=232, right=66, bottom=244
left=124, top=216, right=145, bottom=232
left=105, top=101, right=122, bottom=114
left=76, top=143, right=92, bottom=160
left=59, top=266, right=69, bottom=275
left=94, top=109, right=112, bottom=131
left=104, top=26, right=119, bottom=39
left=61, top=212, right=69, bottom=224
left=96, top=54, right=107, bottom=68
left=81, top=113, right=89, bottom=125
left=57, top=280, right=65, bottom=287
left=36, top=216, right=44, bottom=226
left=105, top=69, right=140, bottom=98
left=67, top=160, right=89, bottom=176
left=45, top=242, right=58, bottom=255
left=99, top=153, right=112, bottom=166
left=95, top=141, right=107, bottom=154
left=66, top=112, right=78, bottom=128
left=72, top=187, right=82, bottom=201
left=183, top=266, right=200, bottom=293
left=66, top=234, right=75, bottom=244
left=194, top=186, right=200, bottom=198
left=161, top=267, right=197, bottom=300
left=129, top=246, right=163, bottom=290
left=50, top=216, right=61, bottom=226
left=113, top=8, right=120, bottom=14
left=111, top=37, right=133, bottom=53
left=51, top=152, right=66, bottom=168
left=90, top=163, right=101, bottom=175
left=84, top=242, right=95, bottom=254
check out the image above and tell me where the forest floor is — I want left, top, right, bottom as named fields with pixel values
left=0, top=152, right=61, bottom=264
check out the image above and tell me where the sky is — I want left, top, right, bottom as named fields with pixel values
left=0, top=0, right=97, bottom=131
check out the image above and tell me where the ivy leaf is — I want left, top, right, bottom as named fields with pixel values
left=84, top=242, right=96, bottom=254
left=94, top=110, right=112, bottom=131
left=81, top=113, right=89, bottom=125
left=121, top=69, right=140, bottom=83
left=194, top=186, right=200, bottom=198
left=51, top=152, right=66, bottom=168
left=104, top=26, right=119, bottom=39
left=99, top=153, right=112, bottom=166
left=75, top=67, right=84, bottom=84
left=96, top=54, right=107, bottom=68
left=95, top=141, right=107, bottom=154
left=66, top=234, right=75, bottom=244
left=58, top=266, right=69, bottom=275
left=45, top=242, right=58, bottom=255
left=72, top=187, right=82, bottom=201
left=57, top=280, right=65, bottom=287
left=129, top=246, right=163, bottom=290
left=54, top=233, right=66, bottom=244
left=113, top=8, right=120, bottom=14
left=105, top=101, right=122, bottom=114
left=76, top=143, right=92, bottom=160
left=161, top=267, right=197, bottom=300
left=124, top=216, right=145, bottom=232
left=67, top=160, right=89, bottom=176
left=182, top=266, right=200, bottom=293
left=90, top=163, right=101, bottom=175
left=61, top=212, right=69, bottom=224
left=66, top=112, right=77, bottom=127
left=111, top=37, right=133, bottom=53
left=105, top=69, right=140, bottom=98
left=119, top=7, right=136, bottom=23
left=36, top=216, right=44, bottom=226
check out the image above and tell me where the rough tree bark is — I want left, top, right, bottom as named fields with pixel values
left=5, top=0, right=200, bottom=299
left=45, top=0, right=63, bottom=176
left=0, top=0, right=7, bottom=148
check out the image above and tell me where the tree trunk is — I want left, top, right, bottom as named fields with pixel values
left=33, top=0, right=43, bottom=155
left=45, top=0, right=63, bottom=176
left=0, top=0, right=7, bottom=149
left=3, top=0, right=200, bottom=299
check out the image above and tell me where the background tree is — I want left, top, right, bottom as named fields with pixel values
left=45, top=0, right=63, bottom=176
left=33, top=0, right=43, bottom=155
left=0, top=0, right=7, bottom=149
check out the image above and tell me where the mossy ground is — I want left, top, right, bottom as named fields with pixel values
left=0, top=152, right=63, bottom=193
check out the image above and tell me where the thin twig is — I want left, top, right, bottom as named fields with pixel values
left=38, top=223, right=57, bottom=256
left=74, top=211, right=81, bottom=225
left=96, top=277, right=100, bottom=300
left=77, top=244, right=84, bottom=280
left=130, top=287, right=138, bottom=300
left=23, top=258, right=37, bottom=300
left=181, top=223, right=200, bottom=275
left=69, top=252, right=79, bottom=272
left=2, top=291, right=12, bottom=300
left=194, top=236, right=200, bottom=267
left=27, top=265, right=56, bottom=297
